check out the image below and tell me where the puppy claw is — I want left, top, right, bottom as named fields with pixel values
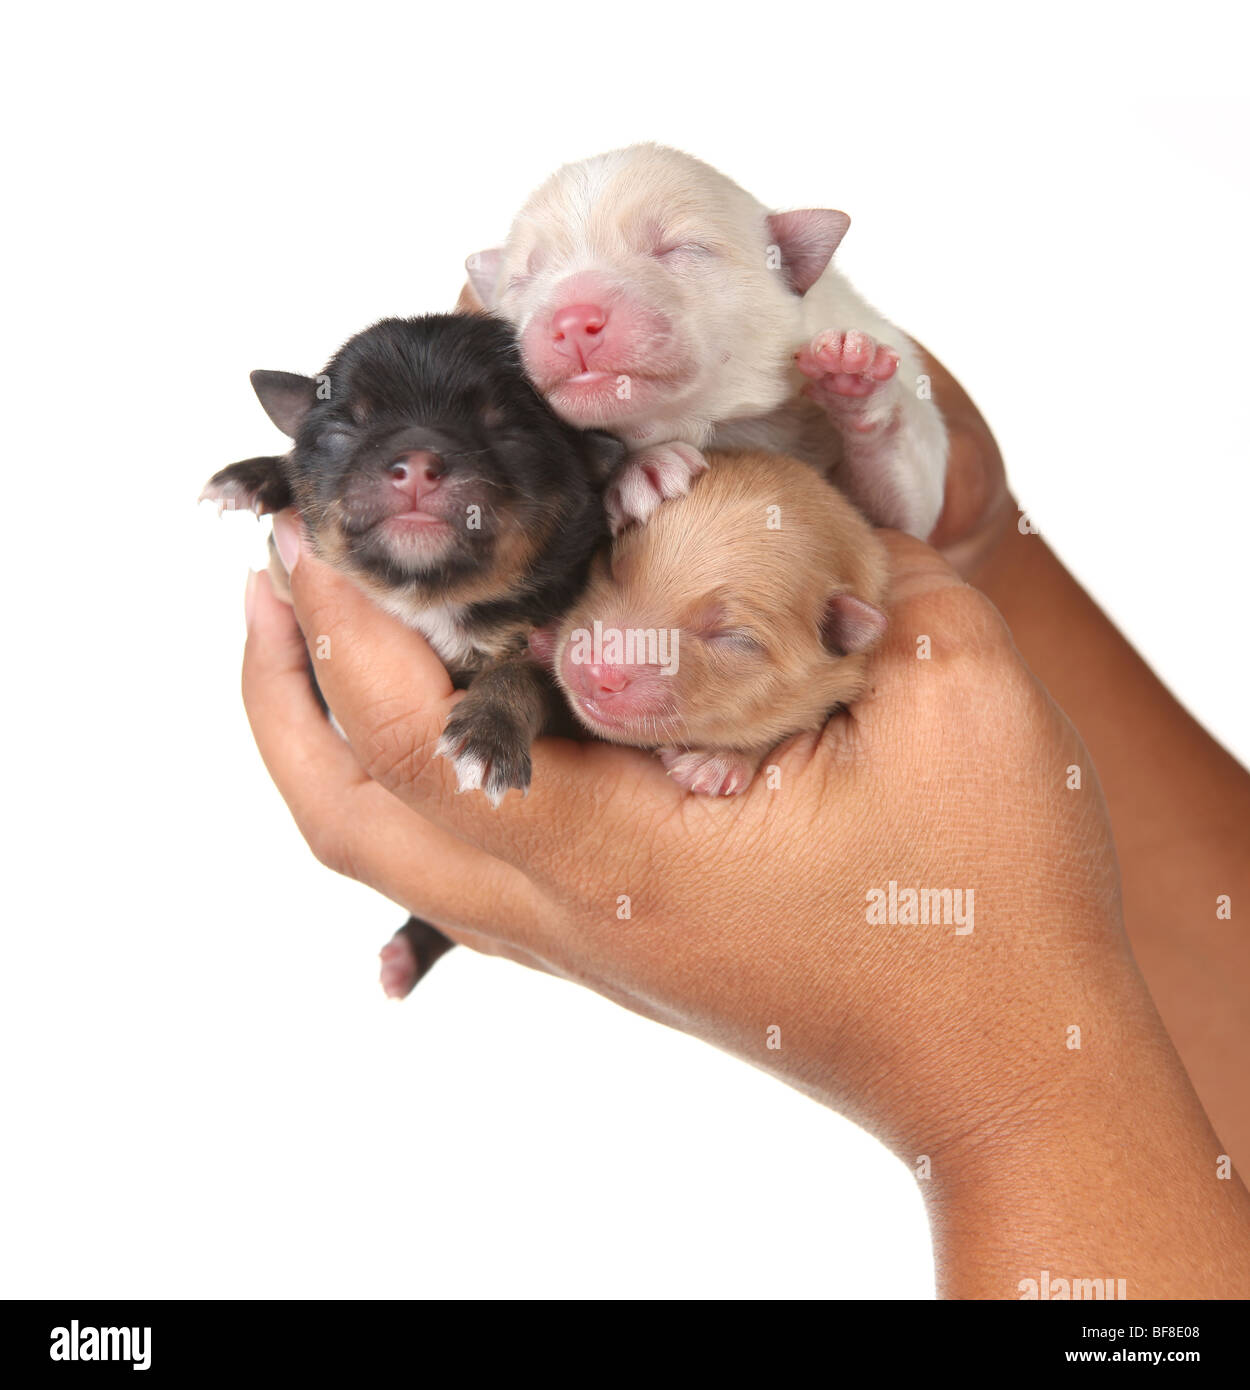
left=605, top=443, right=709, bottom=534
left=659, top=747, right=758, bottom=797
left=437, top=712, right=532, bottom=806
left=441, top=742, right=486, bottom=794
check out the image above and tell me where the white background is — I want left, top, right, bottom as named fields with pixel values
left=2, top=2, right=1246, bottom=1298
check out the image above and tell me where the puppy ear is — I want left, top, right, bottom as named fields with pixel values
left=527, top=623, right=559, bottom=673
left=767, top=209, right=851, bottom=295
left=250, top=369, right=318, bottom=438
left=454, top=280, right=488, bottom=315
left=820, top=591, right=887, bottom=656
left=583, top=430, right=628, bottom=483
left=199, top=456, right=292, bottom=515
left=465, top=248, right=503, bottom=308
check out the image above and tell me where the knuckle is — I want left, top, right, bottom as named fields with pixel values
left=907, top=583, right=1013, bottom=669
left=304, top=821, right=358, bottom=880
left=890, top=583, right=1037, bottom=737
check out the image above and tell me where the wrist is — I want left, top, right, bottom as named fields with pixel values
left=917, top=956, right=1250, bottom=1298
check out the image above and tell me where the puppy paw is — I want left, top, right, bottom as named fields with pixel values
left=659, top=747, right=758, bottom=797
left=378, top=933, right=420, bottom=1000
left=604, top=443, right=709, bottom=534
left=379, top=918, right=454, bottom=1000
left=796, top=330, right=900, bottom=420
left=436, top=704, right=533, bottom=807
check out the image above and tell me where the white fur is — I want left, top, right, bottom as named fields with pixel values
left=474, top=143, right=947, bottom=539
left=375, top=592, right=482, bottom=669
left=198, top=477, right=265, bottom=516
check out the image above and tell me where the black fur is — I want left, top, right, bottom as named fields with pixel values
left=206, top=314, right=618, bottom=674
left=394, top=916, right=457, bottom=988
left=204, top=316, right=622, bottom=985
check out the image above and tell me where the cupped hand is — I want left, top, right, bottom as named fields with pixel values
left=241, top=520, right=1125, bottom=1165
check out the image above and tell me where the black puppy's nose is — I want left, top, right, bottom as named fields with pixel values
left=389, top=450, right=447, bottom=505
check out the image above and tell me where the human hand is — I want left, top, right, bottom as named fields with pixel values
left=241, top=523, right=1116, bottom=1138
left=241, top=516, right=1250, bottom=1296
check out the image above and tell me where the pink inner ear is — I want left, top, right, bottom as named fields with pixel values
left=767, top=209, right=851, bottom=295
left=528, top=624, right=559, bottom=671
left=465, top=247, right=503, bottom=307
left=821, top=593, right=887, bottom=656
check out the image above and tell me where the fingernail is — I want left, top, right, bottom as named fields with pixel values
left=244, top=569, right=259, bottom=628
left=273, top=511, right=302, bottom=573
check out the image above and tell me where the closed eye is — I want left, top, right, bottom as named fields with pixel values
left=505, top=247, right=547, bottom=293
left=319, top=428, right=355, bottom=453
left=704, top=628, right=766, bottom=657
left=655, top=241, right=716, bottom=261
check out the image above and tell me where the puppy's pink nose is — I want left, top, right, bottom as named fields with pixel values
left=389, top=450, right=446, bottom=507
left=562, top=652, right=635, bottom=699
left=551, top=303, right=608, bottom=363
left=583, top=661, right=631, bottom=694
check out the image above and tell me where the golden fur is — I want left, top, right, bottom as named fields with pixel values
left=555, top=449, right=888, bottom=756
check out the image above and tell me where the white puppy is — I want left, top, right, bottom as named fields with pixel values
left=467, top=143, right=947, bottom=538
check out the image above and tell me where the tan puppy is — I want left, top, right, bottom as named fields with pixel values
left=548, top=450, right=889, bottom=795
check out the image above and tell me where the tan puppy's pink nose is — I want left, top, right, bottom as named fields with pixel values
left=582, top=661, right=631, bottom=694
left=551, top=303, right=608, bottom=363
left=561, top=652, right=636, bottom=700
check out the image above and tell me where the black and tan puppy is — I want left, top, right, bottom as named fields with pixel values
left=203, top=313, right=617, bottom=994
left=204, top=313, right=617, bottom=799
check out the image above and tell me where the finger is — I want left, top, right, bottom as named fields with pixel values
left=242, top=565, right=371, bottom=798
left=242, top=566, right=547, bottom=935
left=274, top=513, right=678, bottom=882
left=873, top=530, right=1015, bottom=668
